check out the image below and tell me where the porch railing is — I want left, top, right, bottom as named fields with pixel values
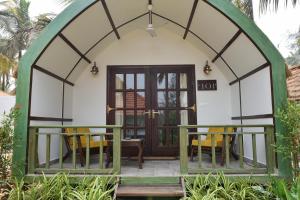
left=179, top=125, right=275, bottom=174
left=27, top=125, right=122, bottom=175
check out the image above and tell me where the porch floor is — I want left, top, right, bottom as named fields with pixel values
left=46, top=154, right=254, bottom=176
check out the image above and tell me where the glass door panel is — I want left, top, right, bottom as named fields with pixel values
left=108, top=66, right=196, bottom=156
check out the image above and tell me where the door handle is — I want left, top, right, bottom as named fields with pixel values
left=144, top=110, right=152, bottom=119
left=187, top=104, right=196, bottom=112
left=151, top=111, right=160, bottom=119
left=107, top=105, right=116, bottom=114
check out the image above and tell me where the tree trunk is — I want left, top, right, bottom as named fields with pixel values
left=2, top=74, right=5, bottom=91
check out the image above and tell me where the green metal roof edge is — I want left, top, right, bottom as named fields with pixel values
left=13, top=0, right=291, bottom=179
left=13, top=0, right=96, bottom=179
left=207, top=0, right=291, bottom=178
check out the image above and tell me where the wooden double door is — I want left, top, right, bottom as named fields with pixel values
left=107, top=65, right=196, bottom=156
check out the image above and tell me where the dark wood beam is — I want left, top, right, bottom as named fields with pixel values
left=33, top=65, right=74, bottom=86
left=30, top=116, right=73, bottom=122
left=183, top=0, right=199, bottom=39
left=58, top=33, right=91, bottom=64
left=232, top=114, right=273, bottom=120
left=229, top=62, right=270, bottom=85
left=212, top=29, right=242, bottom=63
left=101, top=0, right=120, bottom=40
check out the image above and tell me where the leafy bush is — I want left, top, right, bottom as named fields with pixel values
left=8, top=173, right=116, bottom=200
left=183, top=173, right=274, bottom=200
left=272, top=177, right=300, bottom=200
left=276, top=101, right=300, bottom=174
left=0, top=109, right=18, bottom=180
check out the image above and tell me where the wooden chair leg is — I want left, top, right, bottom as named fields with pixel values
left=77, top=136, right=85, bottom=167
left=190, top=146, right=194, bottom=161
left=105, top=146, right=110, bottom=168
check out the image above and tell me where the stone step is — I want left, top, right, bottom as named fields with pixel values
left=116, top=185, right=184, bottom=197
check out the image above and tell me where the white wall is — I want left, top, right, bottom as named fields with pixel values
left=31, top=28, right=273, bottom=165
left=239, top=67, right=273, bottom=165
left=30, top=69, right=67, bottom=164
left=0, top=96, right=15, bottom=122
left=73, top=28, right=232, bottom=126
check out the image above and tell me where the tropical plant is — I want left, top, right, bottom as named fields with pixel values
left=276, top=101, right=300, bottom=175
left=8, top=173, right=116, bottom=200
left=271, top=177, right=300, bottom=200
left=286, top=27, right=300, bottom=65
left=259, top=0, right=300, bottom=13
left=0, top=108, right=19, bottom=180
left=183, top=173, right=274, bottom=200
left=0, top=0, right=54, bottom=92
left=0, top=54, right=16, bottom=91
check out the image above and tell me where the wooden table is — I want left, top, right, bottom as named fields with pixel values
left=108, top=139, right=144, bottom=169
left=122, top=139, right=144, bottom=169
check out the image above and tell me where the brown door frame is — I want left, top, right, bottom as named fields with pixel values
left=106, top=65, right=197, bottom=156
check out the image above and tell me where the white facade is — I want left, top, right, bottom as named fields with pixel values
left=29, top=28, right=273, bottom=164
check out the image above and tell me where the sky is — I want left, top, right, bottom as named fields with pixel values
left=28, top=0, right=300, bottom=58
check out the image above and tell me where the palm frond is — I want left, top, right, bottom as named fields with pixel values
left=259, top=0, right=299, bottom=13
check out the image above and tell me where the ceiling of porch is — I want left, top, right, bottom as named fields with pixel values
left=34, top=0, right=269, bottom=84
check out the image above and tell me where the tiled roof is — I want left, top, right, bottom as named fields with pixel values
left=287, top=65, right=300, bottom=102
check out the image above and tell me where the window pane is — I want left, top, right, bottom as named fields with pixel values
left=180, top=73, right=187, bottom=89
left=158, top=92, right=166, bottom=107
left=126, top=74, right=134, bottom=89
left=180, top=110, right=188, bottom=125
left=168, top=110, right=177, bottom=125
left=137, top=129, right=145, bottom=139
left=136, top=92, right=145, bottom=108
left=115, top=111, right=123, bottom=125
left=168, top=91, right=177, bottom=107
left=158, top=129, right=167, bottom=147
left=137, top=74, right=145, bottom=89
left=115, top=74, right=124, bottom=89
left=168, top=73, right=176, bottom=89
left=125, top=129, right=134, bottom=139
left=180, top=91, right=188, bottom=107
left=136, top=110, right=145, bottom=126
left=158, top=110, right=166, bottom=126
left=157, top=73, right=166, bottom=89
left=125, top=92, right=135, bottom=108
left=171, top=129, right=179, bottom=146
left=125, top=110, right=134, bottom=125
left=115, top=92, right=123, bottom=108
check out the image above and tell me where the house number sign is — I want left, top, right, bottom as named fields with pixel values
left=197, top=80, right=217, bottom=91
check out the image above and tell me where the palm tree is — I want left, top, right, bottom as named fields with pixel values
left=0, top=0, right=53, bottom=92
left=0, top=0, right=53, bottom=61
left=0, top=54, right=15, bottom=91
left=259, top=0, right=299, bottom=13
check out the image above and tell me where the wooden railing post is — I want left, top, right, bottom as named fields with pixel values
left=28, top=128, right=37, bottom=174
left=113, top=126, right=121, bottom=174
left=180, top=126, right=188, bottom=174
left=265, top=126, right=275, bottom=174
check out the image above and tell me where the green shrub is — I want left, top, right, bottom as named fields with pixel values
left=0, top=109, right=18, bottom=180
left=8, top=173, right=116, bottom=200
left=183, top=173, right=274, bottom=200
left=271, top=177, right=300, bottom=200
left=276, top=101, right=300, bottom=175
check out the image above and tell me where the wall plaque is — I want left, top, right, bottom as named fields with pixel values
left=197, top=80, right=217, bottom=91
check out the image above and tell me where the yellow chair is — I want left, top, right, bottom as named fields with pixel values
left=190, top=127, right=235, bottom=165
left=65, top=128, right=109, bottom=167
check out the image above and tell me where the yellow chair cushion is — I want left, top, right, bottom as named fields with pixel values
left=65, top=128, right=108, bottom=148
left=192, top=127, right=234, bottom=148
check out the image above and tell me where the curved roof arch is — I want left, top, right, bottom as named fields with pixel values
left=20, top=0, right=284, bottom=83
